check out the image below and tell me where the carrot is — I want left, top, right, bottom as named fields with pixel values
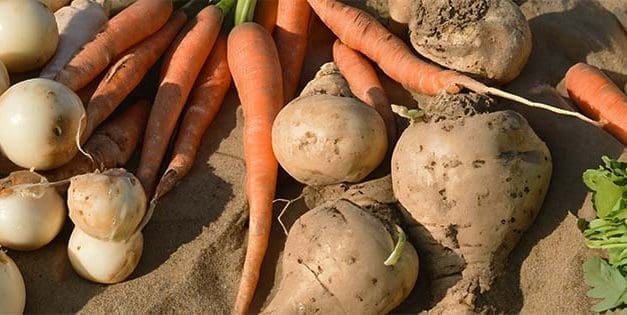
left=254, top=0, right=278, bottom=32
left=79, top=1, right=206, bottom=144
left=153, top=33, right=231, bottom=199
left=45, top=99, right=150, bottom=182
left=54, top=0, right=173, bottom=91
left=137, top=3, right=229, bottom=195
left=40, top=0, right=108, bottom=80
left=333, top=39, right=397, bottom=142
left=228, top=4, right=284, bottom=312
left=565, top=63, right=627, bottom=144
left=274, top=0, right=311, bottom=102
left=308, top=0, right=601, bottom=126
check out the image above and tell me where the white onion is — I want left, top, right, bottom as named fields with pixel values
left=0, top=171, right=65, bottom=251
left=0, top=251, right=26, bottom=314
left=68, top=169, right=147, bottom=242
left=67, top=227, right=143, bottom=284
left=0, top=0, right=59, bottom=73
left=0, top=78, right=85, bottom=170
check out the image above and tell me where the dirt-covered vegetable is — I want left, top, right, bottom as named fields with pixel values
left=272, top=63, right=388, bottom=186
left=407, top=0, right=532, bottom=83
left=0, top=251, right=25, bottom=314
left=0, top=0, right=59, bottom=73
left=0, top=171, right=65, bottom=251
left=67, top=168, right=147, bottom=242
left=391, top=94, right=552, bottom=313
left=0, top=78, right=86, bottom=170
left=67, top=227, right=143, bottom=284
left=262, top=199, right=418, bottom=314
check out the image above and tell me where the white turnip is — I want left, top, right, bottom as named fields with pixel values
left=0, top=251, right=26, bottom=314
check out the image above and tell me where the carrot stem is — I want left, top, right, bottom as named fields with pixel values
left=235, top=0, right=256, bottom=25
left=216, top=0, right=237, bottom=14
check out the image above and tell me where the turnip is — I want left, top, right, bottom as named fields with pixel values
left=67, top=168, right=147, bottom=242
left=272, top=63, right=388, bottom=186
left=262, top=199, right=418, bottom=314
left=0, top=251, right=26, bottom=314
left=67, top=227, right=143, bottom=284
left=0, top=60, right=9, bottom=96
left=0, top=78, right=86, bottom=170
left=403, top=0, right=532, bottom=83
left=0, top=171, right=65, bottom=251
left=0, top=0, right=59, bottom=73
left=391, top=94, right=552, bottom=312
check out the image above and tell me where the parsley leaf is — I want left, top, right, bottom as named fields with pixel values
left=583, top=256, right=627, bottom=312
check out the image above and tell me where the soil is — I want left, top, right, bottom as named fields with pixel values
left=6, top=0, right=626, bottom=314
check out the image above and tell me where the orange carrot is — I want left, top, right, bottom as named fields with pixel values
left=333, top=39, right=397, bottom=142
left=45, top=99, right=150, bottom=182
left=55, top=0, right=173, bottom=91
left=254, top=0, right=278, bottom=32
left=137, top=5, right=225, bottom=195
left=228, top=22, right=284, bottom=315
left=565, top=63, right=627, bottom=144
left=80, top=1, right=205, bottom=144
left=274, top=0, right=311, bottom=102
left=306, top=0, right=466, bottom=96
left=153, top=33, right=231, bottom=199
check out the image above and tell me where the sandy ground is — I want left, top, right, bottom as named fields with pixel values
left=6, top=0, right=627, bottom=313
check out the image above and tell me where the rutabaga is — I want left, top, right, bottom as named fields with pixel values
left=0, top=171, right=65, bottom=251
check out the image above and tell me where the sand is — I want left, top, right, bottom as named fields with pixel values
left=6, top=0, right=627, bottom=313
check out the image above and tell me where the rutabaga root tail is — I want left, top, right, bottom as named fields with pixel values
left=76, top=111, right=95, bottom=165
left=456, top=77, right=603, bottom=127
left=274, top=193, right=305, bottom=236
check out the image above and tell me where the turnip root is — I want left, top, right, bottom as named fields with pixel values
left=407, top=0, right=532, bottom=83
left=391, top=94, right=552, bottom=313
left=40, top=0, right=108, bottom=79
left=68, top=168, right=147, bottom=242
left=0, top=171, right=65, bottom=251
left=0, top=251, right=25, bottom=314
left=272, top=63, right=388, bottom=186
left=388, top=0, right=412, bottom=23
left=0, top=0, right=59, bottom=73
left=262, top=199, right=418, bottom=314
left=67, top=227, right=143, bottom=284
left=0, top=78, right=85, bottom=170
left=0, top=60, right=9, bottom=96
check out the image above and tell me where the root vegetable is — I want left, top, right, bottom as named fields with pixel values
left=262, top=199, right=418, bottom=314
left=38, top=0, right=71, bottom=12
left=407, top=0, right=532, bottom=83
left=391, top=95, right=552, bottom=312
left=68, top=168, right=147, bottom=242
left=388, top=0, right=412, bottom=23
left=272, top=94, right=388, bottom=186
left=0, top=251, right=25, bottom=314
left=0, top=60, right=8, bottom=95
left=0, top=0, right=59, bottom=73
left=0, top=78, right=85, bottom=170
left=67, top=226, right=143, bottom=284
left=0, top=171, right=65, bottom=251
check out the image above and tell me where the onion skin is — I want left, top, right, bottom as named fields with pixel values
left=0, top=171, right=66, bottom=251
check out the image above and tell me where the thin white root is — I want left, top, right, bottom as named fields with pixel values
left=384, top=225, right=406, bottom=266
left=274, top=194, right=305, bottom=236
left=134, top=197, right=157, bottom=236
left=484, top=86, right=603, bottom=127
left=105, top=54, right=134, bottom=84
left=76, top=112, right=95, bottom=165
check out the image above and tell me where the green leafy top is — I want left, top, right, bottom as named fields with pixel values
left=581, top=156, right=627, bottom=312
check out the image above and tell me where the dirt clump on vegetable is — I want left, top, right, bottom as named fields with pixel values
left=408, top=0, right=532, bottom=83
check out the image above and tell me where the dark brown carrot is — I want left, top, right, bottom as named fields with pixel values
left=137, top=4, right=226, bottom=195
left=333, top=39, right=397, bottom=142
left=274, top=0, right=311, bottom=102
left=55, top=0, right=173, bottom=91
left=254, top=0, right=278, bottom=32
left=45, top=99, right=150, bottom=182
left=153, top=33, right=231, bottom=199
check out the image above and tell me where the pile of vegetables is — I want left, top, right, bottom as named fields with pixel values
left=580, top=157, right=627, bottom=312
left=0, top=0, right=624, bottom=313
